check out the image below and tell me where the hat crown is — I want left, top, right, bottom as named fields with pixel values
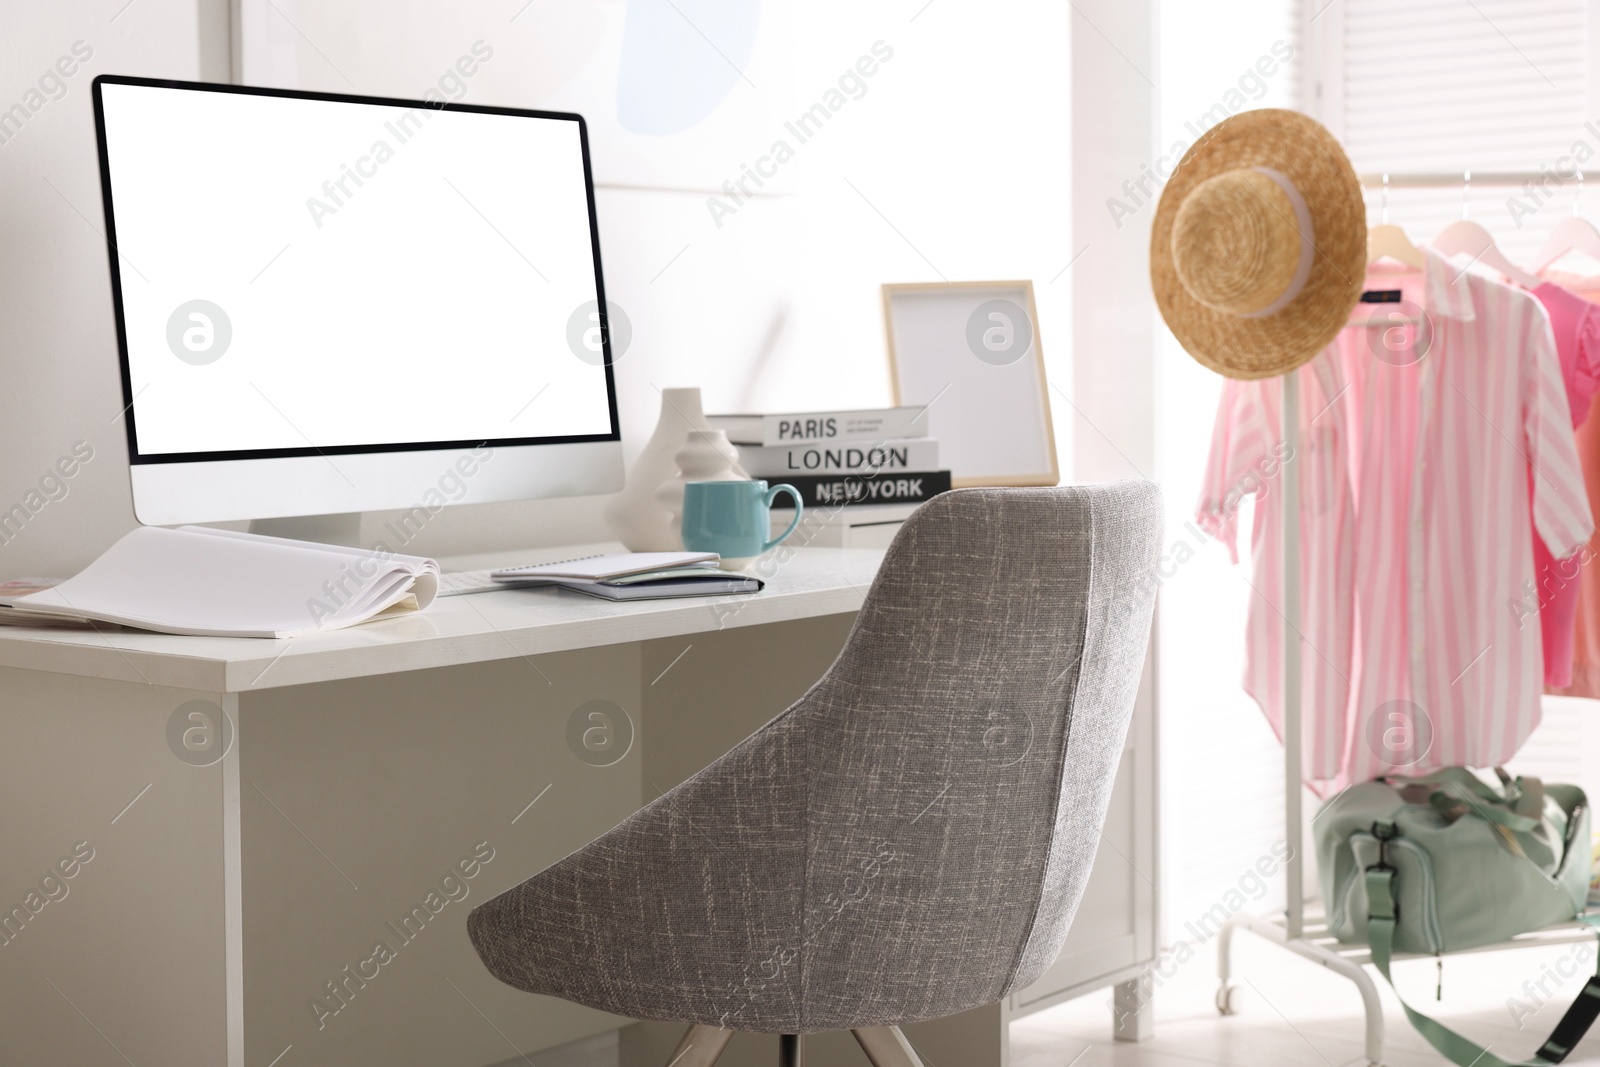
left=1171, top=169, right=1305, bottom=316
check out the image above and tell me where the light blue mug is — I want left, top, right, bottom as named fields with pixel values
left=681, top=480, right=803, bottom=559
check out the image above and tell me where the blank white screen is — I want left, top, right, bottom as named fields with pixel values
left=98, top=82, right=615, bottom=456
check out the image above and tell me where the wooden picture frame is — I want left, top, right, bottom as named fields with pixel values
left=882, top=280, right=1059, bottom=488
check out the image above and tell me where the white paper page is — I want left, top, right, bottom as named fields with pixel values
left=192, top=526, right=439, bottom=608
left=13, top=527, right=432, bottom=637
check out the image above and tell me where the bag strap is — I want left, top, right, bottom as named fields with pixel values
left=1366, top=863, right=1600, bottom=1064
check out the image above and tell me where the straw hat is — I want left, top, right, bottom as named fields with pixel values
left=1151, top=109, right=1366, bottom=380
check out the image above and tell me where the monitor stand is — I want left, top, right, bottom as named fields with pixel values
left=248, top=512, right=363, bottom=548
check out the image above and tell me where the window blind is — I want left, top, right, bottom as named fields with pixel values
left=1329, top=0, right=1593, bottom=257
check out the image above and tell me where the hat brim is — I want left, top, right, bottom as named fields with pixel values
left=1151, top=109, right=1366, bottom=380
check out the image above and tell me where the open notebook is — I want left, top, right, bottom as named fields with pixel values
left=0, top=526, right=439, bottom=638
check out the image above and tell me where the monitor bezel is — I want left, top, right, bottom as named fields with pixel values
left=91, top=74, right=622, bottom=467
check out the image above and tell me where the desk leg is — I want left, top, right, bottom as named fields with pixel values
left=1112, top=973, right=1154, bottom=1042
left=222, top=693, right=244, bottom=1067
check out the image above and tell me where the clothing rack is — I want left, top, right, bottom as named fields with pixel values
left=1358, top=171, right=1583, bottom=189
left=1216, top=372, right=1600, bottom=1067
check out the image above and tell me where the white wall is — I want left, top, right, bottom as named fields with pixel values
left=0, top=0, right=1072, bottom=577
left=1070, top=0, right=1162, bottom=974
left=1154, top=0, right=1307, bottom=937
left=0, top=1, right=229, bottom=577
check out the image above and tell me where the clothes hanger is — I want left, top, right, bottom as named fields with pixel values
left=1432, top=170, right=1544, bottom=287
left=1350, top=174, right=1426, bottom=327
left=1367, top=173, right=1426, bottom=269
left=1529, top=170, right=1600, bottom=274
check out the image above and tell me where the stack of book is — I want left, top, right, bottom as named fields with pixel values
left=706, top=407, right=951, bottom=509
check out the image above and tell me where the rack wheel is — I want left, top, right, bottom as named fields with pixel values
left=1215, top=984, right=1242, bottom=1016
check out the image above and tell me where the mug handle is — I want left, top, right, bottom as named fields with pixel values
left=761, top=484, right=804, bottom=553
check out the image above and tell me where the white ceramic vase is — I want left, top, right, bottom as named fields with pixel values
left=656, top=429, right=745, bottom=547
left=604, top=387, right=714, bottom=551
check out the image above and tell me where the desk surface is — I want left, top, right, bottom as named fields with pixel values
left=0, top=542, right=885, bottom=693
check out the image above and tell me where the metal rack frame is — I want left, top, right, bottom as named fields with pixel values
left=1217, top=348, right=1598, bottom=1066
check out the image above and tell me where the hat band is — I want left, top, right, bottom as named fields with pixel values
left=1239, top=167, right=1315, bottom=319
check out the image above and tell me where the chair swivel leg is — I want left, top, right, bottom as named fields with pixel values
left=851, top=1026, right=925, bottom=1067
left=779, top=1033, right=803, bottom=1067
left=665, top=1024, right=734, bottom=1067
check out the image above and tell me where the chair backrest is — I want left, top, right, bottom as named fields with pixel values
left=465, top=482, right=1162, bottom=1035
left=790, top=481, right=1161, bottom=1029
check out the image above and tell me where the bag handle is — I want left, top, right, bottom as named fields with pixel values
left=1386, top=770, right=1547, bottom=847
left=1366, top=862, right=1600, bottom=1064
left=1385, top=767, right=1542, bottom=812
left=1427, top=783, right=1543, bottom=834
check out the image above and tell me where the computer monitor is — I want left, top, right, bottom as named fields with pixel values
left=91, top=76, right=623, bottom=531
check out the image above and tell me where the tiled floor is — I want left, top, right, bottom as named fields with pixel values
left=1011, top=928, right=1600, bottom=1066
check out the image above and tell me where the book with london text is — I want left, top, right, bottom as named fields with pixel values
left=737, top=438, right=939, bottom=478
left=767, top=470, right=951, bottom=509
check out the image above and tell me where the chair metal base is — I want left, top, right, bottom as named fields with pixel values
left=663, top=1024, right=923, bottom=1067
left=666, top=1024, right=734, bottom=1067
left=852, top=1026, right=926, bottom=1067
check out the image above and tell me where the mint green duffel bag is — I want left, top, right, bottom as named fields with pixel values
left=1315, top=768, right=1597, bottom=1065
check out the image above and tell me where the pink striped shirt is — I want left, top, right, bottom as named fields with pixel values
left=1198, top=248, right=1592, bottom=796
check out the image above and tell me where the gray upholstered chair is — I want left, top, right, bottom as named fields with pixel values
left=467, top=482, right=1161, bottom=1066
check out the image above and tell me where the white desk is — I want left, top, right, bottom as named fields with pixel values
left=0, top=542, right=1153, bottom=1067
left=0, top=544, right=881, bottom=692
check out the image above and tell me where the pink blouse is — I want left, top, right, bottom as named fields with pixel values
left=1199, top=248, right=1592, bottom=795
left=1526, top=281, right=1600, bottom=688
